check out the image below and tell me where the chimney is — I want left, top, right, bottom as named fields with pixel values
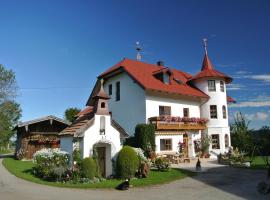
left=157, top=60, right=164, bottom=66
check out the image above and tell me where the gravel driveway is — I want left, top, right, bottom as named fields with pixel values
left=0, top=155, right=269, bottom=200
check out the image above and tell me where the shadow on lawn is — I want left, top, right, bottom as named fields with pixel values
left=190, top=164, right=269, bottom=199
left=0, top=154, right=14, bottom=159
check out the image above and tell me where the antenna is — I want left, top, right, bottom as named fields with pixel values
left=136, top=41, right=142, bottom=61
left=203, top=38, right=208, bottom=54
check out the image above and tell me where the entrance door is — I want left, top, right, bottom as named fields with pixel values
left=183, top=134, right=189, bottom=157
left=96, top=147, right=106, bottom=177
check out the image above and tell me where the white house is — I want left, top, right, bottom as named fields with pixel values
left=86, top=49, right=235, bottom=158
left=60, top=82, right=128, bottom=177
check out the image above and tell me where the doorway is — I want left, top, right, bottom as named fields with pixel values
left=96, top=147, right=106, bottom=177
left=183, top=133, right=189, bottom=157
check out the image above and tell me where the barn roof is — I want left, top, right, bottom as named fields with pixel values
left=15, top=115, right=70, bottom=129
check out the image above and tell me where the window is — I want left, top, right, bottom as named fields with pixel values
left=210, top=105, right=217, bottom=119
left=208, top=80, right=216, bottom=92
left=222, top=105, right=227, bottom=119
left=101, top=102, right=106, bottom=108
left=163, top=73, right=170, bottom=84
left=220, top=81, right=224, bottom=92
left=183, top=108, right=189, bottom=117
left=211, top=134, right=220, bottom=149
left=160, top=139, right=172, bottom=151
left=159, top=106, right=171, bottom=116
left=108, top=84, right=112, bottom=95
left=116, top=82, right=120, bottom=101
left=225, top=134, right=229, bottom=148
left=100, top=116, right=105, bottom=135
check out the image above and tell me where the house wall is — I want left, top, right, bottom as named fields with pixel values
left=145, top=91, right=201, bottom=120
left=194, top=78, right=229, bottom=127
left=60, top=136, right=73, bottom=159
left=103, top=72, right=146, bottom=135
left=155, top=131, right=201, bottom=158
left=83, top=114, right=122, bottom=177
left=194, top=77, right=231, bottom=156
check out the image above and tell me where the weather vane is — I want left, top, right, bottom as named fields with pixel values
left=136, top=41, right=142, bottom=61
left=203, top=38, right=208, bottom=54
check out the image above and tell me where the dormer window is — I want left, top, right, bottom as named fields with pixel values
left=153, top=68, right=172, bottom=85
left=163, top=73, right=170, bottom=84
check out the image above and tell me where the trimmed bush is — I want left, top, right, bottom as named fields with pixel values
left=117, top=146, right=139, bottom=179
left=81, top=157, right=97, bottom=179
left=33, top=148, right=69, bottom=181
left=134, top=124, right=156, bottom=157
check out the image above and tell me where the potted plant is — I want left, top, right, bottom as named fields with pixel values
left=200, top=135, right=211, bottom=158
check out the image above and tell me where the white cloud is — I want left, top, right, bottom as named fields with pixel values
left=226, top=83, right=245, bottom=91
left=229, top=95, right=270, bottom=108
left=246, top=112, right=269, bottom=121
left=230, top=101, right=270, bottom=108
left=235, top=70, right=251, bottom=75
left=248, top=74, right=270, bottom=83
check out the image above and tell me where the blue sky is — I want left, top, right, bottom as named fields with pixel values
left=0, top=0, right=269, bottom=129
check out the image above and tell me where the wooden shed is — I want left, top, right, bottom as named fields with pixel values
left=15, top=115, right=70, bottom=159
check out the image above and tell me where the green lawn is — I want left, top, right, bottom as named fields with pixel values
left=250, top=156, right=270, bottom=169
left=3, top=157, right=195, bottom=189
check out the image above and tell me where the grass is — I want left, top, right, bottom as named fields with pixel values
left=2, top=157, right=195, bottom=189
left=250, top=156, right=270, bottom=169
left=0, top=149, right=14, bottom=155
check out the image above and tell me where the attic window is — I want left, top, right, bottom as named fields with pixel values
left=101, top=102, right=106, bottom=108
left=154, top=72, right=170, bottom=84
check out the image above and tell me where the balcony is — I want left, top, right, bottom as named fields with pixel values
left=149, top=116, right=208, bottom=130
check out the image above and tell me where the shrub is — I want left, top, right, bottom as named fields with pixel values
left=134, top=124, right=156, bottom=157
left=72, top=148, right=82, bottom=166
left=133, top=148, right=151, bottom=178
left=154, top=157, right=170, bottom=172
left=81, top=157, right=97, bottom=179
left=117, top=146, right=139, bottom=179
left=33, top=148, right=69, bottom=181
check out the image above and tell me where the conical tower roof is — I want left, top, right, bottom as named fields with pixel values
left=190, top=53, right=232, bottom=83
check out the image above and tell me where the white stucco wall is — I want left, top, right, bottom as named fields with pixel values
left=194, top=78, right=229, bottom=127
left=103, top=72, right=146, bottom=135
left=194, top=77, right=231, bottom=157
left=146, top=92, right=201, bottom=120
left=206, top=127, right=231, bottom=156
left=82, top=114, right=122, bottom=177
left=155, top=131, right=201, bottom=158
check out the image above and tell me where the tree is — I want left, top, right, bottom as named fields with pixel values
left=0, top=64, right=18, bottom=104
left=64, top=107, right=80, bottom=123
left=134, top=124, right=156, bottom=157
left=0, top=64, right=21, bottom=149
left=254, top=126, right=270, bottom=177
left=231, top=112, right=254, bottom=157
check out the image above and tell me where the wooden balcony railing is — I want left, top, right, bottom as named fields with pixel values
left=149, top=116, right=207, bottom=130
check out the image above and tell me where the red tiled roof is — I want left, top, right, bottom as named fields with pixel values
left=76, top=106, right=93, bottom=117
left=190, top=54, right=232, bottom=83
left=227, top=96, right=236, bottom=103
left=99, top=58, right=208, bottom=99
